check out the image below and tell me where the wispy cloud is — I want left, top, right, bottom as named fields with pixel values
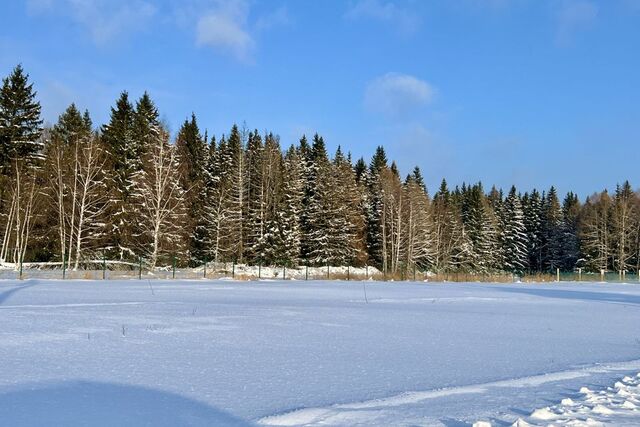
left=196, top=1, right=254, bottom=62
left=345, top=0, right=421, bottom=36
left=364, top=73, right=435, bottom=118
left=188, top=0, right=289, bottom=62
left=556, top=0, right=598, bottom=46
left=256, top=6, right=291, bottom=32
left=27, top=0, right=157, bottom=45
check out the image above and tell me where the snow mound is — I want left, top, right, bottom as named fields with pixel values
left=489, top=371, right=640, bottom=426
left=530, top=407, right=558, bottom=420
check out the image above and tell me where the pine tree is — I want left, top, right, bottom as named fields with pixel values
left=0, top=64, right=43, bottom=170
left=244, top=130, right=264, bottom=261
left=0, top=65, right=43, bottom=265
left=192, top=136, right=217, bottom=262
left=101, top=92, right=136, bottom=259
left=303, top=134, right=332, bottom=265
left=365, top=146, right=387, bottom=267
left=561, top=192, right=581, bottom=270
left=542, top=186, right=563, bottom=271
left=522, top=189, right=544, bottom=271
left=501, top=186, right=528, bottom=272
left=175, top=113, right=207, bottom=263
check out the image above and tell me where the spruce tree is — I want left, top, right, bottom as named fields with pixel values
left=101, top=91, right=136, bottom=259
left=365, top=146, right=387, bottom=267
left=542, top=186, right=564, bottom=271
left=0, top=64, right=43, bottom=170
left=501, top=186, right=528, bottom=272
left=175, top=113, right=207, bottom=263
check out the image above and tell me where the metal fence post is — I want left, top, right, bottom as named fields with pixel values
left=204, top=256, right=207, bottom=279
left=232, top=261, right=235, bottom=279
left=172, top=255, right=176, bottom=279
left=283, top=265, right=286, bottom=280
left=258, top=262, right=261, bottom=279
left=19, top=257, right=23, bottom=280
left=62, top=252, right=66, bottom=280
left=139, top=256, right=142, bottom=280
left=347, top=266, right=350, bottom=281
left=326, top=264, right=330, bottom=280
left=305, top=265, right=308, bottom=281
left=103, top=251, right=106, bottom=280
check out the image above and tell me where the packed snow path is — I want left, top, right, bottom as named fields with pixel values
left=1, top=279, right=639, bottom=426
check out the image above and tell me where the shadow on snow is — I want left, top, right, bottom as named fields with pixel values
left=0, top=380, right=253, bottom=427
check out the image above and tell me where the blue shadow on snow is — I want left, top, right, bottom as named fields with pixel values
left=0, top=381, right=253, bottom=427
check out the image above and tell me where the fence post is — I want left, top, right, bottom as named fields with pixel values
left=258, top=262, right=261, bottom=279
left=326, top=264, right=330, bottom=280
left=102, top=252, right=106, bottom=280
left=366, top=265, right=369, bottom=280
left=413, top=264, right=416, bottom=281
left=62, top=252, right=66, bottom=280
left=19, top=256, right=23, bottom=280
left=305, top=265, right=308, bottom=281
left=578, top=267, right=582, bottom=282
left=347, top=266, right=350, bottom=281
left=139, top=256, right=142, bottom=280
left=204, top=256, right=207, bottom=279
left=172, top=256, right=176, bottom=279
left=232, top=261, right=235, bottom=279
left=556, top=268, right=560, bottom=282
left=283, top=265, right=286, bottom=280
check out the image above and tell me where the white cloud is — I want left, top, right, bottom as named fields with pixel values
left=27, top=0, right=156, bottom=45
left=191, top=0, right=288, bottom=62
left=256, top=6, right=291, bottom=31
left=345, top=0, right=421, bottom=35
left=556, top=0, right=598, bottom=46
left=196, top=1, right=254, bottom=62
left=364, top=73, right=435, bottom=118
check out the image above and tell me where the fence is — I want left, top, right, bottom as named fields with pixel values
left=0, top=258, right=639, bottom=283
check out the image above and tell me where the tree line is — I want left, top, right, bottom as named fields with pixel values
left=1, top=65, right=638, bottom=274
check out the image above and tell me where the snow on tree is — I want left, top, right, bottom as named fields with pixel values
left=501, top=186, right=528, bottom=272
left=542, top=186, right=564, bottom=271
left=578, top=190, right=612, bottom=272
left=44, top=105, right=106, bottom=269
left=0, top=65, right=43, bottom=265
left=611, top=181, right=637, bottom=273
left=522, top=189, right=544, bottom=271
left=175, top=113, right=207, bottom=263
left=365, top=146, right=387, bottom=268
left=132, top=126, right=186, bottom=268
left=402, top=172, right=433, bottom=271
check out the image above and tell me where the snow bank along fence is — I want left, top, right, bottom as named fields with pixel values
left=0, top=256, right=639, bottom=283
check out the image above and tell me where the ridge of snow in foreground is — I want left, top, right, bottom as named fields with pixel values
left=483, top=372, right=640, bottom=427
left=259, top=365, right=640, bottom=427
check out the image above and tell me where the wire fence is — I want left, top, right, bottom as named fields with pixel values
left=0, top=257, right=639, bottom=283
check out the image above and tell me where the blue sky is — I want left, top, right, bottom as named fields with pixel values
left=1, top=0, right=639, bottom=197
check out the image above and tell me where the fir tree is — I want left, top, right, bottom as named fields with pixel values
left=175, top=113, right=207, bottom=263
left=0, top=64, right=43, bottom=170
left=501, top=186, right=528, bottom=272
left=542, top=186, right=563, bottom=271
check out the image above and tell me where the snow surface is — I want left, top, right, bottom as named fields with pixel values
left=1, top=279, right=640, bottom=426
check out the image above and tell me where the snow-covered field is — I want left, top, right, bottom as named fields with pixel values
left=1, top=279, right=639, bottom=426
